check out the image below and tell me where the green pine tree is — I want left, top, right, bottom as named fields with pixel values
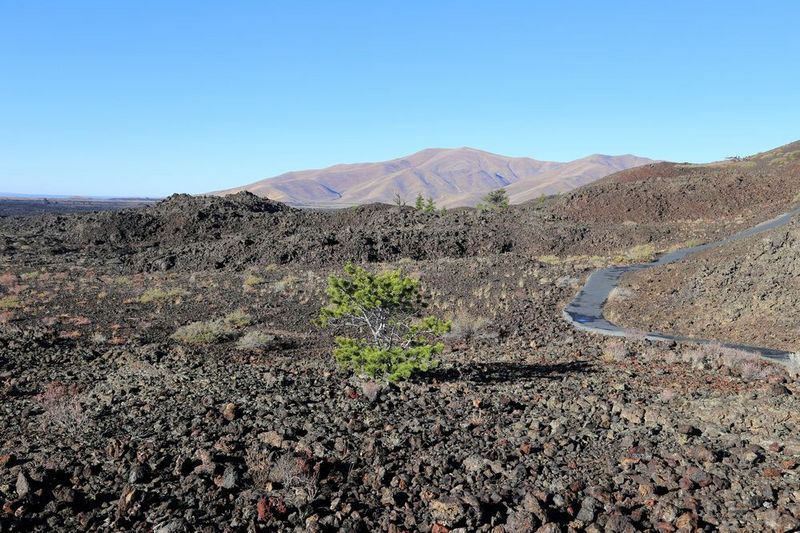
left=318, top=264, right=450, bottom=382
left=424, top=197, right=436, bottom=213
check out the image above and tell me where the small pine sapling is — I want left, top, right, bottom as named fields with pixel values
left=318, top=264, right=450, bottom=382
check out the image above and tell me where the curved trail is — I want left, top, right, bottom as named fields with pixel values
left=563, top=206, right=800, bottom=364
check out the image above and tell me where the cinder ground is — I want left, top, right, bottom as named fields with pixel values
left=0, top=194, right=798, bottom=532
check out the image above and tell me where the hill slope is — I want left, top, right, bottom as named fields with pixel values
left=214, top=148, right=653, bottom=207
left=607, top=216, right=800, bottom=352
left=556, top=140, right=800, bottom=225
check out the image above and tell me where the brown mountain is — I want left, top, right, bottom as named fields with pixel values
left=214, top=148, right=654, bottom=207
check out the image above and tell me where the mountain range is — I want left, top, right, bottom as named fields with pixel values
left=214, top=148, right=654, bottom=207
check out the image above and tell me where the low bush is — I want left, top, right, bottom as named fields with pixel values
left=223, top=309, right=252, bottom=328
left=0, top=296, right=20, bottom=309
left=171, top=320, right=231, bottom=345
left=236, top=330, right=278, bottom=351
left=36, top=381, right=90, bottom=436
left=446, top=310, right=490, bottom=341
left=624, top=244, right=656, bottom=263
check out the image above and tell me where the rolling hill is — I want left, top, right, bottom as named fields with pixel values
left=214, top=148, right=654, bottom=207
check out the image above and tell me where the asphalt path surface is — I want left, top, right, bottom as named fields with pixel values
left=563, top=206, right=800, bottom=364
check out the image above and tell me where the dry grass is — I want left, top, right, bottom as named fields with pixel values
left=139, top=287, right=190, bottom=304
left=665, top=239, right=704, bottom=253
left=243, top=274, right=266, bottom=288
left=223, top=309, right=252, bottom=328
left=0, top=296, right=20, bottom=309
left=36, top=381, right=90, bottom=436
left=682, top=343, right=781, bottom=381
left=537, top=255, right=561, bottom=266
left=564, top=255, right=613, bottom=269
left=624, top=244, right=656, bottom=263
left=236, top=330, right=278, bottom=351
left=271, top=275, right=298, bottom=294
left=171, top=320, right=231, bottom=345
left=19, top=271, right=40, bottom=281
left=445, top=310, right=491, bottom=341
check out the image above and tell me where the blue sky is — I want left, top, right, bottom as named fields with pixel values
left=1, top=1, right=798, bottom=197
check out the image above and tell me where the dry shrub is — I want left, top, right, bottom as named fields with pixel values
left=0, top=296, right=20, bottom=310
left=684, top=343, right=780, bottom=381
left=359, top=380, right=383, bottom=402
left=246, top=446, right=274, bottom=490
left=223, top=309, right=252, bottom=328
left=0, top=272, right=16, bottom=286
left=738, top=360, right=771, bottom=381
left=601, top=338, right=629, bottom=362
left=171, top=320, right=231, bottom=345
left=36, top=381, right=90, bottom=435
left=65, top=315, right=92, bottom=326
left=624, top=244, right=656, bottom=263
left=622, top=329, right=648, bottom=343
left=446, top=310, right=490, bottom=341
left=236, top=330, right=278, bottom=351
left=659, top=388, right=677, bottom=402
left=246, top=447, right=319, bottom=504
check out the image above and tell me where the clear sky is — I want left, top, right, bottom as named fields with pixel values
left=1, top=1, right=798, bottom=197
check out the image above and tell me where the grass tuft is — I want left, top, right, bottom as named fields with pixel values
left=223, top=309, right=253, bottom=328
left=0, top=296, right=20, bottom=309
left=236, top=330, right=278, bottom=351
left=171, top=320, right=231, bottom=345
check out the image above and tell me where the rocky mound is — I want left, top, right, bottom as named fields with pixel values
left=0, top=190, right=751, bottom=275
left=0, top=192, right=621, bottom=273
left=555, top=141, right=800, bottom=225
left=607, top=217, right=800, bottom=351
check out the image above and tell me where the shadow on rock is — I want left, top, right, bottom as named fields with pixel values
left=427, top=360, right=593, bottom=383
